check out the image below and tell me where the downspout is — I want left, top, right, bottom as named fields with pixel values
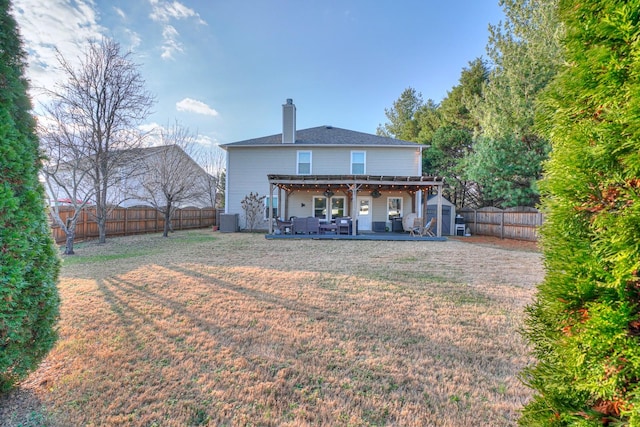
left=224, top=148, right=230, bottom=214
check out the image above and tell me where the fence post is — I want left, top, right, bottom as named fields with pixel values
left=124, top=207, right=128, bottom=236
left=474, top=209, right=477, bottom=235
left=501, top=210, right=505, bottom=239
left=82, top=208, right=87, bottom=240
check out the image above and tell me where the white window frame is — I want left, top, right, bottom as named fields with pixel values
left=297, top=151, right=312, bottom=175
left=387, top=197, right=403, bottom=220
left=312, top=196, right=327, bottom=219
left=330, top=196, right=346, bottom=220
left=265, top=195, right=278, bottom=219
left=351, top=151, right=366, bottom=174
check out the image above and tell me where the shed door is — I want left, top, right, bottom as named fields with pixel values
left=427, top=206, right=452, bottom=235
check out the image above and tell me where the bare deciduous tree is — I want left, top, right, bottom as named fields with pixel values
left=42, top=37, right=154, bottom=244
left=135, top=123, right=211, bottom=237
left=40, top=120, right=94, bottom=254
left=241, top=192, right=265, bottom=232
left=201, top=144, right=226, bottom=208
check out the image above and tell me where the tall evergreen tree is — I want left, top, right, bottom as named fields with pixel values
left=376, top=87, right=424, bottom=142
left=427, top=58, right=489, bottom=207
left=521, top=0, right=640, bottom=424
left=0, top=0, right=60, bottom=392
left=467, top=0, right=562, bottom=207
left=439, top=57, right=488, bottom=133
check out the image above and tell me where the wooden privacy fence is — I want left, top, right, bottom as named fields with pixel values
left=50, top=206, right=220, bottom=244
left=458, top=207, right=544, bottom=241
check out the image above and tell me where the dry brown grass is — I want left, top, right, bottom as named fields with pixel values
left=3, top=230, right=543, bottom=426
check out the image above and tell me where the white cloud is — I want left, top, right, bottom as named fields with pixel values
left=11, top=0, right=104, bottom=103
left=125, top=30, right=142, bottom=51
left=114, top=7, right=126, bottom=20
left=139, top=122, right=164, bottom=146
left=176, top=98, right=219, bottom=117
left=139, top=123, right=219, bottom=150
left=148, top=0, right=205, bottom=60
left=139, top=122, right=163, bottom=134
left=195, top=134, right=219, bottom=148
left=149, top=0, right=206, bottom=25
left=160, top=24, right=182, bottom=60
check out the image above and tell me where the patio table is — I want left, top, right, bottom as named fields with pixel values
left=319, top=223, right=337, bottom=234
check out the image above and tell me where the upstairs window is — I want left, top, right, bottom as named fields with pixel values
left=297, top=151, right=312, bottom=175
left=351, top=151, right=366, bottom=174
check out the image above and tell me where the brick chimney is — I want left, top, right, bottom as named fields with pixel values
left=282, top=98, right=296, bottom=144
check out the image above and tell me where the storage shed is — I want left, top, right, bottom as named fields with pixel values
left=425, top=195, right=456, bottom=236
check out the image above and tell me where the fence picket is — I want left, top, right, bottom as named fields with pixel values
left=50, top=206, right=220, bottom=244
left=459, top=207, right=544, bottom=241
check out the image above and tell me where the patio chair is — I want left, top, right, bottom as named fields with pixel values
left=409, top=217, right=425, bottom=237
left=410, top=217, right=437, bottom=237
left=403, top=213, right=417, bottom=233
left=306, top=216, right=320, bottom=234
left=275, top=218, right=292, bottom=234
left=292, top=217, right=307, bottom=234
left=422, top=218, right=436, bottom=237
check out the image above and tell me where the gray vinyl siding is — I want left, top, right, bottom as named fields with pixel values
left=226, top=148, right=285, bottom=225
left=226, top=145, right=422, bottom=229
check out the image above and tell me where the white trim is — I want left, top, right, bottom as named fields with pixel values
left=312, top=195, right=326, bottom=219
left=351, top=150, right=366, bottom=174
left=356, top=195, right=373, bottom=231
left=297, top=150, right=312, bottom=175
left=330, top=196, right=346, bottom=220
left=386, top=196, right=403, bottom=220
left=224, top=149, right=230, bottom=213
left=265, top=195, right=278, bottom=220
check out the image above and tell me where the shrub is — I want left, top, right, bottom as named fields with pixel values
left=240, top=192, right=266, bottom=232
left=520, top=1, right=640, bottom=424
left=0, top=0, right=60, bottom=392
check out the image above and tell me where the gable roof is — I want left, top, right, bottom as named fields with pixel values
left=221, top=126, right=420, bottom=149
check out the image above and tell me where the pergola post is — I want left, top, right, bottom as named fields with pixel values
left=349, top=183, right=359, bottom=236
left=422, top=188, right=427, bottom=220
left=268, top=183, right=275, bottom=234
left=436, top=185, right=443, bottom=237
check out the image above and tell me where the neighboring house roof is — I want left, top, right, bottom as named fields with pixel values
left=221, top=126, right=420, bottom=148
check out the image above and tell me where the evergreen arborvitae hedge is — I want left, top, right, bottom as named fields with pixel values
left=0, top=0, right=60, bottom=392
left=520, top=1, right=640, bottom=425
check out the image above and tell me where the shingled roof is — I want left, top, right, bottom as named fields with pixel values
left=222, top=126, right=419, bottom=148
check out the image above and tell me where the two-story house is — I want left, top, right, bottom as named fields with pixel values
left=221, top=99, right=445, bottom=236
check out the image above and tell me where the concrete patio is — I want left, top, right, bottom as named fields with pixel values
left=265, top=231, right=448, bottom=241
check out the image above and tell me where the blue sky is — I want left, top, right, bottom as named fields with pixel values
left=12, top=0, right=504, bottom=147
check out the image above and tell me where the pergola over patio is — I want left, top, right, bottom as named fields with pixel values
left=267, top=174, right=445, bottom=236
